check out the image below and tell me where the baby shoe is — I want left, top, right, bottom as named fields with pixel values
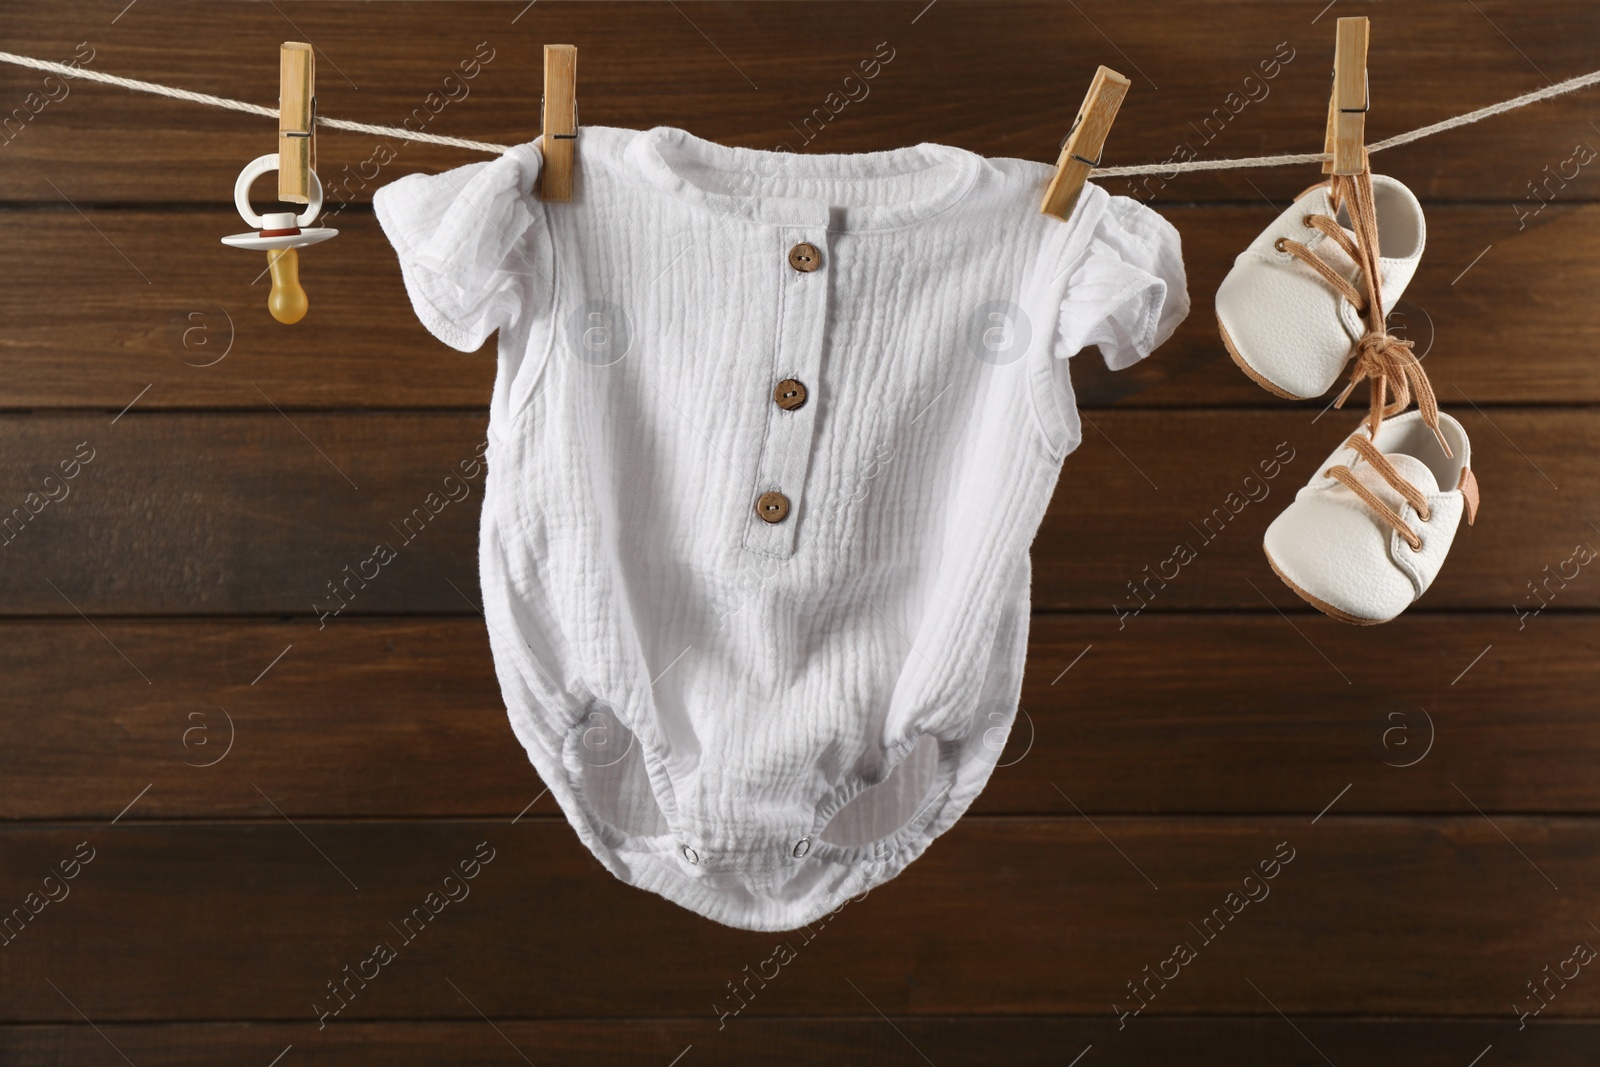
left=1263, top=409, right=1478, bottom=625
left=1216, top=175, right=1426, bottom=400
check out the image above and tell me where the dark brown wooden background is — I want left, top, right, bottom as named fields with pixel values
left=3, top=2, right=1599, bottom=1064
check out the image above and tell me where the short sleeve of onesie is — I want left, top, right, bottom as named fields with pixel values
left=1054, top=192, right=1190, bottom=369
left=1025, top=183, right=1188, bottom=458
left=374, top=127, right=1188, bottom=933
left=373, top=143, right=547, bottom=353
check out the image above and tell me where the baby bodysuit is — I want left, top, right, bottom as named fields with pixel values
left=373, top=125, right=1187, bottom=932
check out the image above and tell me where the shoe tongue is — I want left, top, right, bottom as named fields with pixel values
left=1383, top=452, right=1439, bottom=496
left=1336, top=448, right=1439, bottom=515
left=1310, top=195, right=1363, bottom=276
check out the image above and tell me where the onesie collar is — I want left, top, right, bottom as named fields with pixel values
left=624, top=124, right=982, bottom=232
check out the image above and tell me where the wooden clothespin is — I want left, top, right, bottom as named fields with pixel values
left=1041, top=66, right=1130, bottom=221
left=1323, top=16, right=1369, bottom=176
left=541, top=44, right=578, bottom=201
left=278, top=42, right=315, bottom=203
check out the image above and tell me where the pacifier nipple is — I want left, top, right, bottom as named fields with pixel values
left=261, top=212, right=309, bottom=325
left=267, top=251, right=309, bottom=325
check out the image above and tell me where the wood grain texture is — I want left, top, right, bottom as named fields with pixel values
left=1, top=615, right=1594, bottom=821
left=539, top=44, right=578, bottom=202
left=2, top=2, right=1598, bottom=203
left=0, top=410, right=1589, bottom=614
left=2, top=0, right=1597, bottom=1048
left=0, top=818, right=1595, bottom=1021
left=0, top=202, right=1596, bottom=411
left=277, top=42, right=315, bottom=204
left=5, top=1018, right=1598, bottom=1067
left=1041, top=66, right=1130, bottom=220
left=1327, top=17, right=1370, bottom=176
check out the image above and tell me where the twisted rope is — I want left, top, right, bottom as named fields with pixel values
left=3, top=49, right=1600, bottom=171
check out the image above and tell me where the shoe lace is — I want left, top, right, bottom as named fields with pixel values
left=1273, top=166, right=1450, bottom=455
left=1274, top=161, right=1468, bottom=545
left=1326, top=432, right=1431, bottom=551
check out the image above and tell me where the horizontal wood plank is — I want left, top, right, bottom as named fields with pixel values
left=1, top=615, right=1595, bottom=820
left=4, top=1018, right=1595, bottom=1067
left=1, top=203, right=1594, bottom=410
left=0, top=410, right=1589, bottom=613
left=2, top=818, right=1597, bottom=1020
left=1034, top=407, right=1593, bottom=612
left=4, top=0, right=1597, bottom=1042
left=2, top=3, right=1598, bottom=204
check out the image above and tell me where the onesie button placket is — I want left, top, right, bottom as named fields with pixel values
left=743, top=212, right=831, bottom=559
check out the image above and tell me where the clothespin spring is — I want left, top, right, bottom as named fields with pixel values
left=1059, top=117, right=1103, bottom=169
left=540, top=95, right=579, bottom=139
left=283, top=95, right=316, bottom=140
left=1337, top=70, right=1376, bottom=115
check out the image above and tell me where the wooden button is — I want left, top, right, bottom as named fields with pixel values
left=755, top=491, right=791, bottom=523
left=773, top=378, right=808, bottom=411
left=787, top=242, right=821, bottom=272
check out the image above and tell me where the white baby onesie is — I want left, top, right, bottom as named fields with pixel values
left=374, top=125, right=1187, bottom=932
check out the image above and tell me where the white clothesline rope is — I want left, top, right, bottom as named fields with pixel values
left=0, top=50, right=511, bottom=154
left=4, top=49, right=1600, bottom=176
left=1099, top=67, right=1600, bottom=177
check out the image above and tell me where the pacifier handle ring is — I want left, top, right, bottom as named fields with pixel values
left=233, top=153, right=323, bottom=229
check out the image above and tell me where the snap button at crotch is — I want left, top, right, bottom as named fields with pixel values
left=680, top=844, right=699, bottom=866
left=679, top=825, right=812, bottom=894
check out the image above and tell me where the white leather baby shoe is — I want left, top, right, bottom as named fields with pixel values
left=1217, top=175, right=1426, bottom=400
left=1263, top=410, right=1479, bottom=624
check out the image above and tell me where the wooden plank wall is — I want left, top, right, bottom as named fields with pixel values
left=2, top=2, right=1598, bottom=1063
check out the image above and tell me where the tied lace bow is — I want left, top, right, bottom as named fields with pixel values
left=1279, top=164, right=1451, bottom=457
left=1336, top=329, right=1445, bottom=449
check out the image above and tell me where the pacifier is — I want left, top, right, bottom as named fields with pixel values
left=221, top=153, right=338, bottom=324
